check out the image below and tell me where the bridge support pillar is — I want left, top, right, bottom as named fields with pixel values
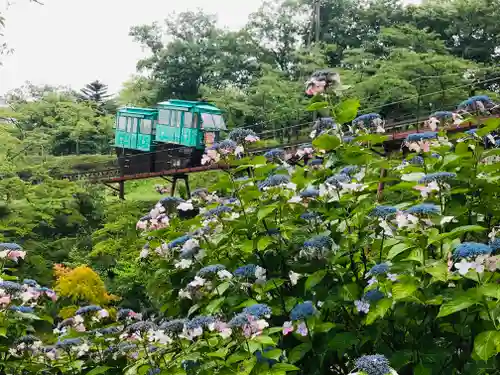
left=119, top=181, right=125, bottom=200
left=170, top=174, right=191, bottom=198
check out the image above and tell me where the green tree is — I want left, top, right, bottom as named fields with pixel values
left=79, top=80, right=111, bottom=103
left=406, top=0, right=500, bottom=64
left=117, top=75, right=159, bottom=107
left=130, top=10, right=262, bottom=101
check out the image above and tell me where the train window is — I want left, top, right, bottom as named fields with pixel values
left=158, top=109, right=171, bottom=125
left=171, top=111, right=181, bottom=128
left=118, top=116, right=127, bottom=130
left=201, top=113, right=215, bottom=128
left=183, top=112, right=193, bottom=128
left=128, top=117, right=138, bottom=133
left=141, top=119, right=152, bottom=134
left=213, top=115, right=225, bottom=128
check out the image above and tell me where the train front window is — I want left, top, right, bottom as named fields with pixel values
left=201, top=113, right=225, bottom=129
left=213, top=115, right=225, bottom=128
left=201, top=113, right=215, bottom=129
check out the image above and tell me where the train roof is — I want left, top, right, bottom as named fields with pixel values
left=117, top=106, right=158, bottom=117
left=157, top=99, right=222, bottom=114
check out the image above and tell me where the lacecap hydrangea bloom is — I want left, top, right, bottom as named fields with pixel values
left=242, top=304, right=272, bottom=319
left=369, top=206, right=397, bottom=219
left=419, top=172, right=456, bottom=184
left=405, top=203, right=440, bottom=216
left=290, top=301, right=315, bottom=320
left=197, top=264, right=226, bottom=277
left=352, top=354, right=394, bottom=375
left=405, top=132, right=438, bottom=142
left=258, top=174, right=291, bottom=190
left=453, top=242, right=492, bottom=259
left=366, top=262, right=390, bottom=276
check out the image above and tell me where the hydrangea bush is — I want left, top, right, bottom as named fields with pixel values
left=1, top=75, right=500, bottom=374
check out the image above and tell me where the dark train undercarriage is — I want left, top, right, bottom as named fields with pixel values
left=115, top=144, right=204, bottom=176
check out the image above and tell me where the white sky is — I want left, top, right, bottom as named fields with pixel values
left=0, top=0, right=265, bottom=95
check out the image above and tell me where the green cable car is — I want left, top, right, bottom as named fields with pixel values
left=114, top=100, right=227, bottom=174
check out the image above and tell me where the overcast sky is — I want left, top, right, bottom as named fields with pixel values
left=0, top=0, right=265, bottom=95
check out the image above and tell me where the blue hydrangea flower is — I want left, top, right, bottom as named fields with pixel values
left=453, top=242, right=492, bottom=259
left=228, top=128, right=258, bottom=143
left=218, top=139, right=238, bottom=151
left=147, top=368, right=161, bottom=375
left=234, top=264, right=258, bottom=278
left=405, top=204, right=440, bottom=216
left=326, top=174, right=351, bottom=188
left=343, top=136, right=355, bottom=143
left=310, top=159, right=323, bottom=166
left=0, top=281, right=23, bottom=292
left=489, top=238, right=500, bottom=253
left=75, top=305, right=102, bottom=315
left=419, top=172, right=456, bottom=184
left=243, top=304, right=272, bottom=318
left=185, top=316, right=215, bottom=330
left=160, top=319, right=186, bottom=334
left=168, top=235, right=191, bottom=249
left=353, top=113, right=382, bottom=124
left=290, top=301, right=315, bottom=321
left=369, top=206, right=397, bottom=219
left=355, top=354, right=391, bottom=375
left=431, top=111, right=454, bottom=119
left=304, top=235, right=333, bottom=249
left=300, top=187, right=319, bottom=198
left=300, top=212, right=319, bottom=221
left=203, top=205, right=232, bottom=218
left=340, top=165, right=358, bottom=176
left=431, top=153, right=440, bottom=159
left=117, top=308, right=136, bottom=320
left=264, top=149, right=286, bottom=161
left=408, top=155, right=424, bottom=165
left=180, top=245, right=201, bottom=259
left=95, top=326, right=122, bottom=335
left=0, top=243, right=22, bottom=250
left=56, top=338, right=83, bottom=349
left=458, top=95, right=493, bottom=108
left=22, top=279, right=38, bottom=287
left=314, top=117, right=337, bottom=134
left=363, top=289, right=385, bottom=302
left=258, top=175, right=291, bottom=190
left=367, top=263, right=390, bottom=276
left=126, top=321, right=156, bottom=333
left=405, top=132, right=438, bottom=142
left=159, top=196, right=184, bottom=206
left=229, top=313, right=250, bottom=327
left=197, top=264, right=226, bottom=277
left=192, top=188, right=208, bottom=196
left=465, top=129, right=477, bottom=135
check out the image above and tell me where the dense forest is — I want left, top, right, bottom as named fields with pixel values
left=0, top=0, right=499, bottom=374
